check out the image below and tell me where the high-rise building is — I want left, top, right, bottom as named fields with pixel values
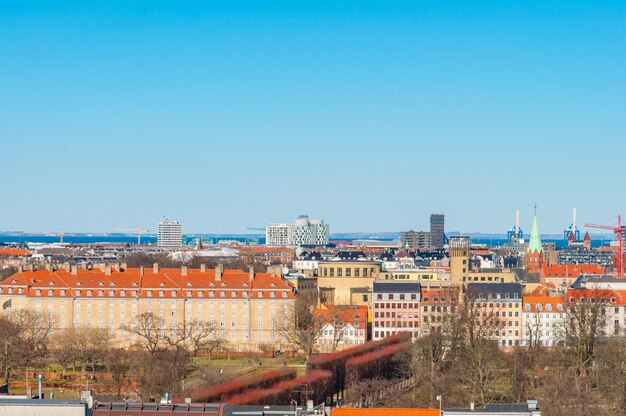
left=430, top=214, right=445, bottom=249
left=400, top=230, right=431, bottom=250
left=265, top=215, right=329, bottom=246
left=157, top=217, right=183, bottom=249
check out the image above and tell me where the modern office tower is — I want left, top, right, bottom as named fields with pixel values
left=157, top=217, right=183, bottom=249
left=265, top=215, right=329, bottom=246
left=430, top=213, right=445, bottom=249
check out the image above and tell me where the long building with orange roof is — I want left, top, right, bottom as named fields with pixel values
left=541, top=264, right=606, bottom=288
left=0, top=264, right=295, bottom=351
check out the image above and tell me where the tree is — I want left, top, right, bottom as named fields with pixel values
left=50, top=329, right=78, bottom=372
left=103, top=348, right=137, bottom=400
left=561, top=295, right=607, bottom=377
left=276, top=298, right=321, bottom=361
left=71, top=327, right=112, bottom=374
left=0, top=309, right=52, bottom=386
left=121, top=312, right=166, bottom=354
left=167, top=319, right=225, bottom=355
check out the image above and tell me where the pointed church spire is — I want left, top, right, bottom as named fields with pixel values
left=528, top=205, right=543, bottom=253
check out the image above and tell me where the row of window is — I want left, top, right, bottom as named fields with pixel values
left=27, top=288, right=289, bottom=298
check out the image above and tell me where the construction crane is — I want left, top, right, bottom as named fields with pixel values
left=564, top=208, right=580, bottom=240
left=114, top=226, right=151, bottom=245
left=585, top=215, right=624, bottom=276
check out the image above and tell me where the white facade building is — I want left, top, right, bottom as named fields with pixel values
left=157, top=217, right=183, bottom=249
left=521, top=297, right=566, bottom=347
left=265, top=216, right=329, bottom=246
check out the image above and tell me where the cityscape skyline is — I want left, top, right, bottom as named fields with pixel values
left=2, top=1, right=625, bottom=233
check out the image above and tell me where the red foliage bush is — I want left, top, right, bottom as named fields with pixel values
left=345, top=342, right=409, bottom=385
left=306, top=333, right=411, bottom=395
left=227, top=370, right=332, bottom=405
left=175, top=367, right=296, bottom=403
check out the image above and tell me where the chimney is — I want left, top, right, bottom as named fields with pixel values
left=47, top=263, right=54, bottom=273
left=200, top=264, right=206, bottom=273
left=181, top=266, right=188, bottom=277
left=18, top=264, right=24, bottom=273
left=140, top=266, right=145, bottom=278
left=153, top=263, right=159, bottom=274
left=215, top=264, right=223, bottom=281
left=105, top=265, right=112, bottom=276
left=98, top=263, right=106, bottom=272
left=71, top=264, right=78, bottom=275
left=248, top=266, right=254, bottom=282
left=63, top=262, right=71, bottom=271
left=120, top=262, right=127, bottom=271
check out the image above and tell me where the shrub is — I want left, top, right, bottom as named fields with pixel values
left=175, top=367, right=296, bottom=403
left=227, top=370, right=332, bottom=405
left=345, top=342, right=409, bottom=386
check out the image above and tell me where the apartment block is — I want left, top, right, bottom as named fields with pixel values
left=0, top=264, right=295, bottom=351
left=372, top=281, right=421, bottom=341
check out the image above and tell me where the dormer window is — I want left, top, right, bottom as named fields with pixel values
left=159, top=290, right=165, bottom=297
left=210, top=282, right=215, bottom=286
left=11, top=279, right=16, bottom=284
left=243, top=291, right=249, bottom=297
left=132, top=282, right=138, bottom=287
left=121, top=290, right=126, bottom=296
left=171, top=290, right=177, bottom=297
left=198, top=290, right=204, bottom=297
left=187, top=290, right=192, bottom=297
left=110, top=282, right=115, bottom=286
left=282, top=291, right=288, bottom=298
left=99, top=281, right=104, bottom=286
left=131, top=290, right=137, bottom=297
left=76, top=289, right=81, bottom=296
left=231, top=291, right=236, bottom=297
left=220, top=291, right=226, bottom=297
left=17, top=287, right=23, bottom=294
left=60, top=289, right=66, bottom=296
left=87, top=290, right=92, bottom=296
left=98, top=290, right=104, bottom=296
left=187, top=282, right=192, bottom=287
left=160, top=282, right=165, bottom=287
left=147, top=290, right=153, bottom=297
left=243, top=282, right=249, bottom=287
left=270, top=282, right=276, bottom=287
left=221, top=282, right=226, bottom=287
left=209, top=291, right=214, bottom=297
left=49, top=281, right=55, bottom=286
left=270, top=291, right=276, bottom=298
left=258, top=291, right=264, bottom=298
left=77, top=281, right=82, bottom=286
left=109, top=290, right=114, bottom=296
left=48, top=289, right=53, bottom=296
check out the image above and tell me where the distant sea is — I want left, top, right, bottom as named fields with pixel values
left=0, top=234, right=613, bottom=249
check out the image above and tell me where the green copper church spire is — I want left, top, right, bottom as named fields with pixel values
left=528, top=204, right=543, bottom=253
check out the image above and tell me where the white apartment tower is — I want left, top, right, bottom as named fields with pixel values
left=158, top=217, right=183, bottom=249
left=266, top=215, right=329, bottom=246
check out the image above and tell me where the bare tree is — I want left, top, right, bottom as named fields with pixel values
left=103, top=348, right=137, bottom=400
left=72, top=327, right=112, bottom=374
left=121, top=312, right=166, bottom=354
left=276, top=298, right=321, bottom=361
left=50, top=329, right=78, bottom=372
left=0, top=309, right=52, bottom=386
left=167, top=319, right=226, bottom=355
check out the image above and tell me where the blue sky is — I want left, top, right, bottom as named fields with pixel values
left=1, top=1, right=625, bottom=234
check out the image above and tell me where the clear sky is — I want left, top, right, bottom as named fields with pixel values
left=1, top=1, right=625, bottom=234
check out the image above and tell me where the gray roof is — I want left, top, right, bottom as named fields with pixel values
left=445, top=403, right=536, bottom=414
left=373, top=281, right=421, bottom=293
left=466, top=283, right=522, bottom=300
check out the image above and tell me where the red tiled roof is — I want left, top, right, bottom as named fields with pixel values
left=522, top=295, right=566, bottom=312
left=0, top=248, right=32, bottom=256
left=542, top=264, right=606, bottom=277
left=0, top=267, right=296, bottom=300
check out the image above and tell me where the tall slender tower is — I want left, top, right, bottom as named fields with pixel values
left=430, top=214, right=445, bottom=249
left=526, top=206, right=544, bottom=274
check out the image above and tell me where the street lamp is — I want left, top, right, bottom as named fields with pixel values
left=436, top=395, right=442, bottom=415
